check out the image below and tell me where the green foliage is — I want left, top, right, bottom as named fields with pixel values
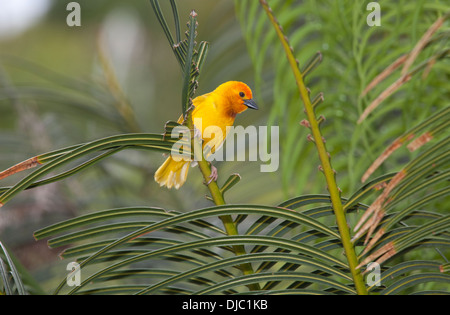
left=236, top=0, right=450, bottom=194
left=0, top=241, right=26, bottom=295
left=0, top=0, right=449, bottom=295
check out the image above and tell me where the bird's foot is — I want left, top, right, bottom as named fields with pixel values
left=204, top=164, right=218, bottom=186
left=191, top=126, right=202, bottom=139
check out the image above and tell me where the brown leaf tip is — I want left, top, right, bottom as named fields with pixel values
left=407, top=132, right=433, bottom=152
left=0, top=156, right=41, bottom=181
left=373, top=182, right=388, bottom=191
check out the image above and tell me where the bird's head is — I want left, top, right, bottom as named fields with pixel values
left=216, top=81, right=258, bottom=116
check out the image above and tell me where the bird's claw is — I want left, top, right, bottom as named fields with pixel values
left=191, top=126, right=202, bottom=139
left=204, top=165, right=218, bottom=186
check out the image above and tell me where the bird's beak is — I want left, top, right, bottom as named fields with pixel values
left=244, top=99, right=258, bottom=110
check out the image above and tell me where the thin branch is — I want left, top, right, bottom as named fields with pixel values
left=258, top=0, right=368, bottom=295
left=186, top=107, right=259, bottom=290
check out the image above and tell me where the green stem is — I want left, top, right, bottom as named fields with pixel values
left=186, top=107, right=259, bottom=291
left=259, top=0, right=368, bottom=295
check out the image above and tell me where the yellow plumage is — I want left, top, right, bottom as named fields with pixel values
left=154, top=81, right=258, bottom=189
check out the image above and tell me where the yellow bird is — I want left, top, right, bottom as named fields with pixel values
left=154, top=81, right=258, bottom=189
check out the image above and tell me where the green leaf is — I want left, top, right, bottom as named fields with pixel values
left=34, top=207, right=172, bottom=240
left=180, top=10, right=199, bottom=116
left=206, top=173, right=242, bottom=202
left=193, top=271, right=356, bottom=295
left=440, top=263, right=450, bottom=273
left=368, top=260, right=443, bottom=291
left=278, top=194, right=337, bottom=209
left=169, top=0, right=181, bottom=43
left=135, top=252, right=352, bottom=295
left=0, top=147, right=122, bottom=195
left=394, top=214, right=450, bottom=252
left=61, top=235, right=348, bottom=295
left=0, top=242, right=26, bottom=295
left=381, top=273, right=450, bottom=295
left=149, top=0, right=176, bottom=47
left=344, top=173, right=396, bottom=211
left=77, top=285, right=152, bottom=295
left=0, top=133, right=188, bottom=207
left=301, top=51, right=323, bottom=78
left=220, top=173, right=241, bottom=195
left=60, top=238, right=181, bottom=259
left=384, top=187, right=450, bottom=237
left=195, top=41, right=209, bottom=75
left=387, top=169, right=450, bottom=213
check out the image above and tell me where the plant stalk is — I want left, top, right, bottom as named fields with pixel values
left=259, top=0, right=368, bottom=295
left=186, top=108, right=259, bottom=291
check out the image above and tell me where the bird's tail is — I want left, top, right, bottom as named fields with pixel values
left=154, top=156, right=191, bottom=189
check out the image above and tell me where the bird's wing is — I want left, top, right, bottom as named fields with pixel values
left=176, top=92, right=213, bottom=124
left=192, top=92, right=212, bottom=111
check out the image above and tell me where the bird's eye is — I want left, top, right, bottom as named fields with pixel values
left=239, top=92, right=245, bottom=98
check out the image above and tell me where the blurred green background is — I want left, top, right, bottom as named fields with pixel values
left=0, top=0, right=282, bottom=290
left=0, top=0, right=448, bottom=293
